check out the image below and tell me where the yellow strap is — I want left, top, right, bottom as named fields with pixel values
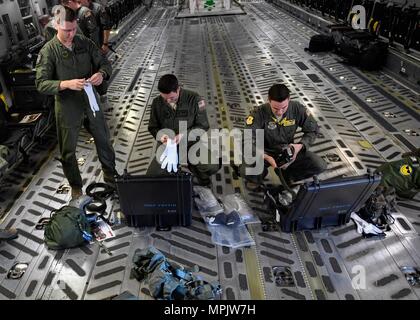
left=373, top=21, right=379, bottom=33
left=0, top=93, right=9, bottom=112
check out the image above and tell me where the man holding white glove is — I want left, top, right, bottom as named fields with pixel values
left=147, top=74, right=220, bottom=186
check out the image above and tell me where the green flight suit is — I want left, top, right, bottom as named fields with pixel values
left=90, top=1, right=113, bottom=47
left=77, top=6, right=101, bottom=48
left=376, top=156, right=420, bottom=199
left=147, top=89, right=220, bottom=185
left=240, top=101, right=327, bottom=184
left=35, top=34, right=116, bottom=189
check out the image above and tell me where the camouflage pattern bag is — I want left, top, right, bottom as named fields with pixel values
left=132, top=247, right=221, bottom=300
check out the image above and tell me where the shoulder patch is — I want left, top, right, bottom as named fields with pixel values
left=85, top=10, right=92, bottom=18
left=246, top=116, right=254, bottom=125
left=400, top=164, right=413, bottom=176
left=198, top=99, right=206, bottom=110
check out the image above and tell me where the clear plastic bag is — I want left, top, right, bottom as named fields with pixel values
left=223, top=193, right=260, bottom=225
left=193, top=186, right=224, bottom=216
left=201, top=210, right=255, bottom=248
left=208, top=223, right=256, bottom=248
left=193, top=187, right=256, bottom=248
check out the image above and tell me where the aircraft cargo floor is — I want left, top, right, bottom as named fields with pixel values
left=0, top=2, right=420, bottom=300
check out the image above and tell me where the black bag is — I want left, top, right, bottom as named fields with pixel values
left=306, top=34, right=335, bottom=52
left=358, top=41, right=389, bottom=70
left=336, top=30, right=388, bottom=70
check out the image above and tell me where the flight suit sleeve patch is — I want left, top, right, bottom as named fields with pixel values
left=246, top=116, right=254, bottom=125
left=399, top=165, right=413, bottom=176
left=198, top=99, right=206, bottom=110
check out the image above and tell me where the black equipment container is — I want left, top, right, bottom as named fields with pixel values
left=279, top=173, right=381, bottom=232
left=307, top=34, right=335, bottom=52
left=115, top=173, right=193, bottom=228
left=329, top=24, right=388, bottom=71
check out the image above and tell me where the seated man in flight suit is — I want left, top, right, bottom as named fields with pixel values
left=240, top=83, right=327, bottom=188
left=147, top=74, right=220, bottom=187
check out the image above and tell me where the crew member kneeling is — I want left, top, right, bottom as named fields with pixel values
left=240, top=83, right=327, bottom=187
left=147, top=74, right=220, bottom=186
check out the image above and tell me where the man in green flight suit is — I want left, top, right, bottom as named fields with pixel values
left=240, top=83, right=327, bottom=187
left=147, top=74, right=220, bottom=186
left=80, top=0, right=113, bottom=53
left=35, top=6, right=117, bottom=199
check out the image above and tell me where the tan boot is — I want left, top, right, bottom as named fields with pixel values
left=71, top=187, right=83, bottom=200
left=0, top=228, right=18, bottom=241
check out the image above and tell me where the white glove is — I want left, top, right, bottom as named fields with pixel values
left=350, top=212, right=384, bottom=235
left=160, top=139, right=178, bottom=173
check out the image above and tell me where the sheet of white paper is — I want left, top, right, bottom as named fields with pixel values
left=84, top=83, right=100, bottom=114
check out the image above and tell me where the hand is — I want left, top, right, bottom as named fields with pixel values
left=289, top=143, right=303, bottom=163
left=160, top=134, right=169, bottom=144
left=174, top=133, right=183, bottom=145
left=264, top=154, right=277, bottom=169
left=101, top=44, right=109, bottom=54
left=87, top=72, right=103, bottom=86
left=61, top=79, right=86, bottom=91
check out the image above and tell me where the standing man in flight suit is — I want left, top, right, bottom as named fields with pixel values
left=61, top=0, right=101, bottom=48
left=147, top=74, right=220, bottom=186
left=80, top=0, right=113, bottom=53
left=240, top=83, right=327, bottom=187
left=35, top=6, right=117, bottom=199
left=79, top=0, right=113, bottom=100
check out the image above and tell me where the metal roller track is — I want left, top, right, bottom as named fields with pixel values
left=1, top=2, right=420, bottom=300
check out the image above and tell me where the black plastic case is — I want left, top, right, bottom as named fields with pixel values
left=115, top=172, right=192, bottom=228
left=280, top=173, right=381, bottom=232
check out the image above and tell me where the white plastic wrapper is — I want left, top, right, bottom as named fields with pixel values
left=223, top=193, right=260, bottom=225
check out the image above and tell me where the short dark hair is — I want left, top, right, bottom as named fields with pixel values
left=268, top=84, right=290, bottom=102
left=55, top=4, right=77, bottom=22
left=158, top=74, right=179, bottom=94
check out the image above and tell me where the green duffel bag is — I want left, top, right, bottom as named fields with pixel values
left=44, top=206, right=92, bottom=250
